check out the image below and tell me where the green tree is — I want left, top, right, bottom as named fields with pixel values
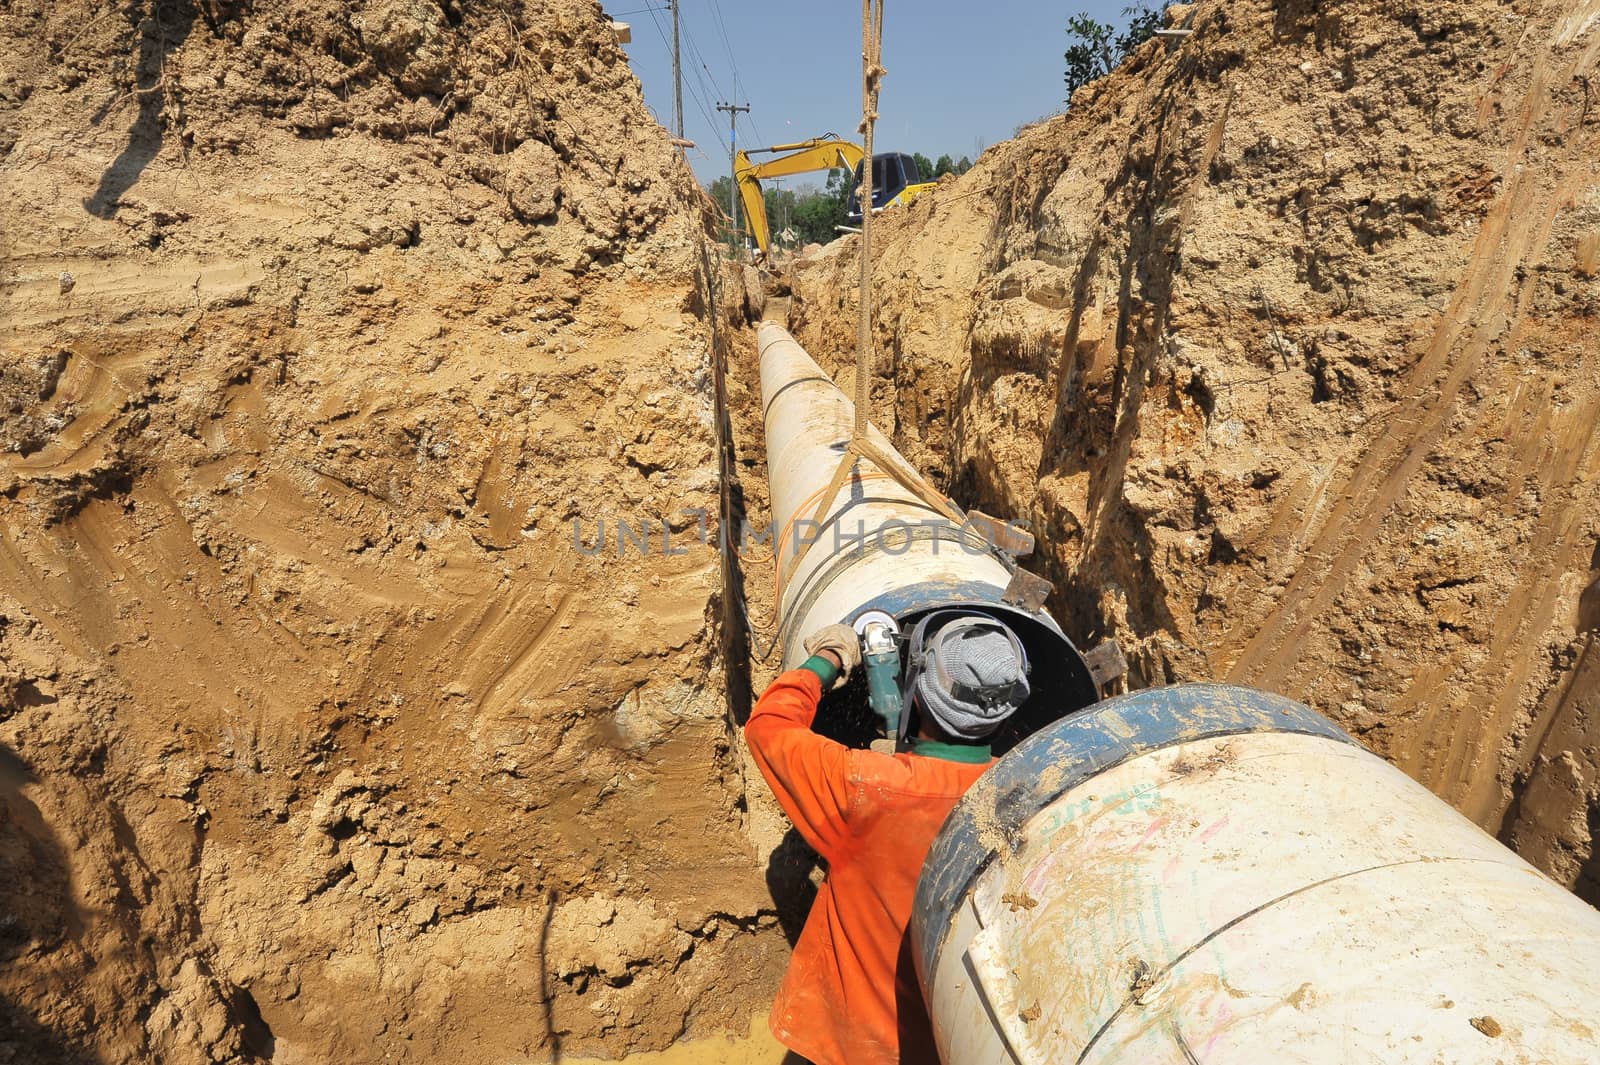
left=701, top=168, right=854, bottom=250
left=790, top=168, right=852, bottom=245
left=1119, top=3, right=1161, bottom=53
left=933, top=154, right=955, bottom=177
left=707, top=174, right=733, bottom=216
left=1063, top=14, right=1116, bottom=100
left=911, top=152, right=936, bottom=183
left=791, top=195, right=839, bottom=246
left=1065, top=5, right=1159, bottom=102
left=764, top=185, right=806, bottom=247
left=955, top=155, right=972, bottom=174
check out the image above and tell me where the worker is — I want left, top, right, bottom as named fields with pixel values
left=745, top=614, right=1031, bottom=1065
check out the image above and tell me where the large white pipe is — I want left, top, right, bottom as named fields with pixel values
left=759, top=321, right=1003, bottom=662
left=913, top=684, right=1600, bottom=1064
left=756, top=321, right=1098, bottom=728
left=756, top=319, right=1098, bottom=739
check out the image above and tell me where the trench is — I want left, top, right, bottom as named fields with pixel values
left=3, top=0, right=1600, bottom=1061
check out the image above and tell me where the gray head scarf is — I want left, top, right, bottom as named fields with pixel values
left=914, top=620, right=1030, bottom=741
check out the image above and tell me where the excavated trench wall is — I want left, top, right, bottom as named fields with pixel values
left=3, top=0, right=1598, bottom=1061
left=790, top=0, right=1600, bottom=901
left=0, top=2, right=782, bottom=1062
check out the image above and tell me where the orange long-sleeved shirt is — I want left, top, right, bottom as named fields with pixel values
left=745, top=664, right=994, bottom=1065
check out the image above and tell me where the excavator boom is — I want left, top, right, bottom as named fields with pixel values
left=734, top=138, right=864, bottom=255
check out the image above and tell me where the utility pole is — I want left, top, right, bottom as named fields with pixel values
left=670, top=0, right=684, bottom=139
left=716, top=101, right=750, bottom=253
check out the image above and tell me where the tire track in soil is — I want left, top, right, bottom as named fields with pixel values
left=1223, top=9, right=1600, bottom=809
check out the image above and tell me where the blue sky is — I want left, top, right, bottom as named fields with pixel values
left=610, top=1, right=1135, bottom=187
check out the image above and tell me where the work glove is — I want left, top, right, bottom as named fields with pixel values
left=804, top=623, right=863, bottom=681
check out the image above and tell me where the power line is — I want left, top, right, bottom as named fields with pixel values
left=688, top=96, right=729, bottom=155
left=643, top=1, right=727, bottom=153
left=745, top=90, right=768, bottom=150
left=689, top=61, right=722, bottom=124
left=632, top=0, right=739, bottom=187
left=704, top=0, right=742, bottom=89
left=688, top=87, right=728, bottom=154
left=674, top=1, right=733, bottom=98
left=650, top=6, right=722, bottom=135
left=681, top=23, right=728, bottom=103
left=678, top=47, right=729, bottom=149
left=694, top=2, right=762, bottom=151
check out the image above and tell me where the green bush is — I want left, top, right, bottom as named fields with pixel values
left=1065, top=5, right=1160, bottom=102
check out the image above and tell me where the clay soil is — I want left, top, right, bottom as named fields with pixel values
left=3, top=0, right=1599, bottom=1061
left=1, top=1, right=785, bottom=1062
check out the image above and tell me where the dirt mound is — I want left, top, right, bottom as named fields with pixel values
left=1, top=1, right=782, bottom=1061
left=789, top=0, right=1600, bottom=899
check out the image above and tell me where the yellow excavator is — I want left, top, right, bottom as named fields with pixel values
left=734, top=137, right=938, bottom=256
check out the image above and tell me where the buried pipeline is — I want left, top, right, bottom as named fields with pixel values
left=754, top=320, right=1600, bottom=1062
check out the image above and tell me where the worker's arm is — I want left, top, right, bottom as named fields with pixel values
left=744, top=654, right=857, bottom=861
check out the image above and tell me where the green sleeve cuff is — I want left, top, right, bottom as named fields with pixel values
left=801, top=654, right=841, bottom=690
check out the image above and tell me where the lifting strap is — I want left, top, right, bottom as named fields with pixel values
left=779, top=0, right=1039, bottom=610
